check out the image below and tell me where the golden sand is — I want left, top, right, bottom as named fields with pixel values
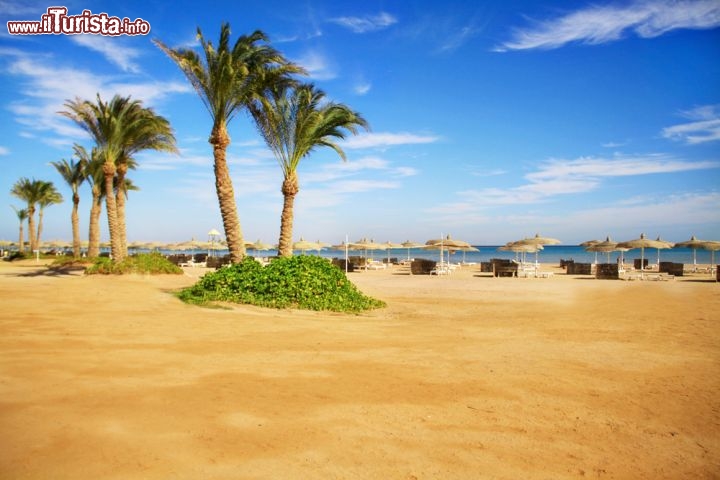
left=0, top=259, right=718, bottom=479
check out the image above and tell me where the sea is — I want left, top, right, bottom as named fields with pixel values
left=153, top=245, right=717, bottom=266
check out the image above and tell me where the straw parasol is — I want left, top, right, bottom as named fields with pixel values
left=351, top=238, right=386, bottom=260
left=451, top=244, right=480, bottom=264
left=293, top=237, right=320, bottom=255
left=699, top=240, right=720, bottom=273
left=653, top=236, right=674, bottom=265
left=400, top=240, right=423, bottom=261
left=381, top=241, right=404, bottom=263
left=514, top=233, right=560, bottom=266
left=424, top=234, right=471, bottom=267
left=499, top=241, right=543, bottom=264
left=584, top=236, right=618, bottom=264
left=617, top=233, right=667, bottom=276
left=581, top=239, right=602, bottom=264
left=673, top=235, right=707, bottom=270
left=248, top=239, right=273, bottom=252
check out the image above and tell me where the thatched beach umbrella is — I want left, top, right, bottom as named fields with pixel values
left=499, top=241, right=543, bottom=264
left=581, top=239, right=602, bottom=263
left=673, top=235, right=707, bottom=270
left=424, top=234, right=470, bottom=267
left=401, top=240, right=423, bottom=261
left=584, top=236, right=618, bottom=264
left=653, top=236, right=674, bottom=265
left=617, top=233, right=666, bottom=276
left=351, top=238, right=386, bottom=260
left=293, top=237, right=320, bottom=255
left=382, top=241, right=404, bottom=263
left=515, top=233, right=560, bottom=266
left=699, top=240, right=720, bottom=274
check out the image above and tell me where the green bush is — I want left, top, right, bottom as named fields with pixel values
left=4, top=251, right=28, bottom=261
left=85, top=252, right=183, bottom=275
left=178, top=255, right=385, bottom=313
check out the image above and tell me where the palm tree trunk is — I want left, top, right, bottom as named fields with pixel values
left=71, top=192, right=80, bottom=258
left=88, top=187, right=102, bottom=258
left=35, top=208, right=44, bottom=250
left=115, top=164, right=128, bottom=258
left=210, top=122, right=245, bottom=263
left=18, top=223, right=24, bottom=253
left=27, top=206, right=37, bottom=253
left=103, top=161, right=123, bottom=262
left=278, top=174, right=299, bottom=257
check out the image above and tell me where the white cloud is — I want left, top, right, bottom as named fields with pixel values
left=341, top=132, right=440, bottom=149
left=303, top=155, right=415, bottom=183
left=329, top=12, right=397, bottom=33
left=437, top=154, right=720, bottom=208
left=354, top=82, right=371, bottom=95
left=71, top=35, right=141, bottom=73
left=0, top=146, right=9, bottom=155
left=6, top=54, right=190, bottom=146
left=662, top=104, right=720, bottom=144
left=497, top=0, right=720, bottom=51
left=437, top=25, right=480, bottom=53
left=294, top=50, right=336, bottom=81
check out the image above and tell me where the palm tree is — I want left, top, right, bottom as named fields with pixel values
left=59, top=94, right=176, bottom=262
left=51, top=144, right=88, bottom=257
left=249, top=83, right=369, bottom=257
left=154, top=23, right=305, bottom=263
left=76, top=145, right=103, bottom=258
left=114, top=155, right=138, bottom=256
left=35, top=183, right=63, bottom=250
left=10, top=178, right=51, bottom=253
left=11, top=206, right=28, bottom=252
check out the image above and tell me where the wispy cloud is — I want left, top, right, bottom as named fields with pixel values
left=496, top=0, right=720, bottom=51
left=303, top=155, right=418, bottom=183
left=662, top=104, right=720, bottom=144
left=294, top=50, right=336, bottom=81
left=329, top=12, right=397, bottom=33
left=342, top=132, right=440, bottom=149
left=70, top=35, right=142, bottom=73
left=436, top=154, right=719, bottom=208
left=6, top=54, right=190, bottom=146
left=436, top=25, right=480, bottom=53
left=353, top=82, right=371, bottom=95
left=0, top=146, right=9, bottom=155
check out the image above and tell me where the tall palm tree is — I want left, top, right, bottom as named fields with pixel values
left=249, top=83, right=369, bottom=257
left=154, top=23, right=305, bottom=263
left=35, top=183, right=63, bottom=250
left=59, top=94, right=176, bottom=262
left=51, top=144, right=88, bottom=257
left=11, top=206, right=28, bottom=252
left=10, top=178, right=50, bottom=253
left=76, top=145, right=103, bottom=258
left=114, top=155, right=138, bottom=256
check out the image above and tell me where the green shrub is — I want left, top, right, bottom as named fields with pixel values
left=178, top=255, right=385, bottom=313
left=4, top=251, right=28, bottom=261
left=85, top=252, right=183, bottom=275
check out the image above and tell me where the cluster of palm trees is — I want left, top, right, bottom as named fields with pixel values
left=10, top=179, right=62, bottom=254
left=9, top=23, right=368, bottom=264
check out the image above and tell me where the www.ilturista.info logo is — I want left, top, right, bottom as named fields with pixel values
left=7, top=7, right=150, bottom=36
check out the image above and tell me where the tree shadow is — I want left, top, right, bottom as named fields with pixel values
left=12, top=264, right=87, bottom=278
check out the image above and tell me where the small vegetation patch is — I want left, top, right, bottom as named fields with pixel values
left=177, top=255, right=385, bottom=313
left=3, top=251, right=29, bottom=261
left=85, top=252, right=183, bottom=275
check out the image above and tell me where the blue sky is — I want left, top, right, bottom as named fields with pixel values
left=1, top=0, right=719, bottom=246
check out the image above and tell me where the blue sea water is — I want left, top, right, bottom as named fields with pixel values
left=161, top=245, right=717, bottom=266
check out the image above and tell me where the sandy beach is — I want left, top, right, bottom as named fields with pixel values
left=0, top=259, right=718, bottom=479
